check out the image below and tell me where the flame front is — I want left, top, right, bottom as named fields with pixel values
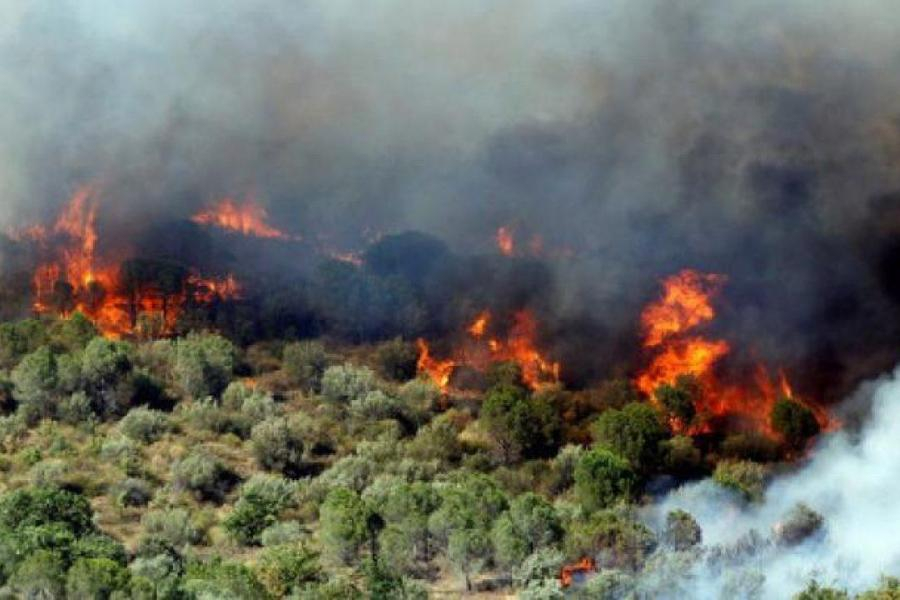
left=192, top=197, right=290, bottom=240
left=635, top=269, right=829, bottom=433
left=417, top=309, right=560, bottom=392
left=27, top=188, right=242, bottom=338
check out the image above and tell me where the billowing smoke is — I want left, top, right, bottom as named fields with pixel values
left=3, top=1, right=900, bottom=395
left=644, top=365, right=900, bottom=597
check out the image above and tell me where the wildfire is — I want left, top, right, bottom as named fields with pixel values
left=25, top=187, right=243, bottom=338
left=560, top=557, right=596, bottom=588
left=417, top=309, right=560, bottom=392
left=192, top=197, right=292, bottom=240
left=635, top=269, right=829, bottom=433
left=496, top=226, right=515, bottom=256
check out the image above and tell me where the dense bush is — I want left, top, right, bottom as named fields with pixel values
left=119, top=407, right=171, bottom=444
left=574, top=448, right=637, bottom=512
left=251, top=416, right=307, bottom=477
left=140, top=508, right=202, bottom=548
left=592, top=402, right=669, bottom=473
left=171, top=450, right=238, bottom=502
left=171, top=332, right=236, bottom=399
left=713, top=460, right=767, bottom=501
left=374, top=337, right=419, bottom=382
left=771, top=398, right=821, bottom=450
left=224, top=474, right=298, bottom=545
left=321, top=364, right=377, bottom=404
left=481, top=384, right=562, bottom=463
left=283, top=340, right=329, bottom=392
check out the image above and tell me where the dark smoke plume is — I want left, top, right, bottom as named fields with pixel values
left=3, top=1, right=900, bottom=397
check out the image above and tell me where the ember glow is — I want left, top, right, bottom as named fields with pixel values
left=560, top=557, right=596, bottom=588
left=417, top=309, right=560, bottom=392
left=496, top=226, right=515, bottom=257
left=636, top=269, right=829, bottom=433
left=27, top=188, right=242, bottom=338
left=192, top=197, right=291, bottom=240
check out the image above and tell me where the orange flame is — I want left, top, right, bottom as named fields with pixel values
left=496, top=226, right=515, bottom=257
left=635, top=269, right=830, bottom=434
left=28, top=187, right=243, bottom=338
left=560, top=557, right=596, bottom=588
left=417, top=309, right=560, bottom=392
left=192, top=197, right=291, bottom=240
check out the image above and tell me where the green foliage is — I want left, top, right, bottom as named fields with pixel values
left=8, top=549, right=66, bottom=598
left=574, top=448, right=636, bottom=512
left=66, top=557, right=131, bottom=600
left=81, top=337, right=132, bottom=391
left=255, top=543, right=322, bottom=597
left=172, top=332, right=236, bottom=399
left=58, top=391, right=96, bottom=425
left=513, top=547, right=566, bottom=591
left=592, top=402, right=669, bottom=473
left=857, top=577, right=900, bottom=599
left=0, top=486, right=95, bottom=536
left=0, top=319, right=49, bottom=370
left=49, top=313, right=98, bottom=353
left=141, top=508, right=202, bottom=548
left=777, top=503, right=824, bottom=546
left=663, top=510, right=702, bottom=550
left=251, top=416, right=306, bottom=477
left=771, top=398, right=821, bottom=449
left=481, top=384, right=561, bottom=463
left=283, top=340, right=329, bottom=392
left=448, top=528, right=491, bottom=592
left=351, top=390, right=402, bottom=421
left=373, top=337, right=419, bottom=382
left=319, top=487, right=372, bottom=566
left=260, top=521, right=304, bottom=547
left=660, top=435, right=704, bottom=478
left=713, top=460, right=767, bottom=501
left=11, top=346, right=58, bottom=421
left=171, top=450, right=237, bottom=502
left=492, top=493, right=562, bottom=569
left=654, top=374, right=700, bottom=429
left=224, top=474, right=298, bottom=546
left=566, top=509, right=657, bottom=572
left=721, top=432, right=780, bottom=462
left=430, top=472, right=508, bottom=541
left=320, top=363, right=377, bottom=404
left=182, top=558, right=268, bottom=600
left=120, top=407, right=171, bottom=443
left=793, top=581, right=850, bottom=600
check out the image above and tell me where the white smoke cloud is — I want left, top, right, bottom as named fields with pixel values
left=646, top=365, right=900, bottom=598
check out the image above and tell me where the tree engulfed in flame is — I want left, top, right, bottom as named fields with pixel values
left=417, top=309, right=560, bottom=392
left=636, top=269, right=829, bottom=433
left=192, top=196, right=291, bottom=240
left=26, top=187, right=242, bottom=338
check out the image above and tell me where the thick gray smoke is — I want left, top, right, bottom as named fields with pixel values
left=3, top=1, right=900, bottom=393
left=641, top=364, right=900, bottom=598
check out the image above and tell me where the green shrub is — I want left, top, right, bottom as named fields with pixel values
left=663, top=509, right=703, bottom=550
left=171, top=450, right=237, bottom=503
left=260, top=521, right=304, bottom=547
left=181, top=397, right=252, bottom=438
left=771, top=398, right=821, bottom=450
left=0, top=486, right=95, bottom=536
left=65, top=557, right=131, bottom=600
left=321, top=364, right=377, bottom=404
left=224, top=474, right=298, bottom=545
left=182, top=558, right=268, bottom=599
left=373, top=337, right=419, bottom=382
left=319, top=488, right=372, bottom=566
left=11, top=346, right=59, bottom=422
left=283, top=341, right=329, bottom=392
left=251, top=416, right=306, bottom=477
left=120, top=407, right=171, bottom=444
left=58, top=391, right=96, bottom=426
left=255, top=543, right=322, bottom=597
left=350, top=390, right=402, bottom=420
left=592, top=402, right=669, bottom=473
left=141, top=508, right=202, bottom=548
left=574, top=448, right=636, bottom=512
left=8, top=549, right=66, bottom=599
left=713, top=460, right=767, bottom=501
left=172, top=333, right=236, bottom=399
left=112, top=477, right=154, bottom=507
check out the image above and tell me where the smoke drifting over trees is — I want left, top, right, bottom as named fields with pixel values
left=4, top=0, right=900, bottom=395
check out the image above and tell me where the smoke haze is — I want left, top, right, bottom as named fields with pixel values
left=648, top=364, right=900, bottom=597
